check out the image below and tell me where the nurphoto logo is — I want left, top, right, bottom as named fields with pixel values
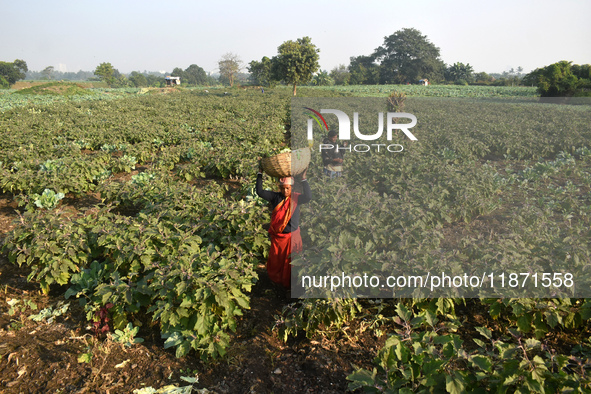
left=305, top=107, right=417, bottom=153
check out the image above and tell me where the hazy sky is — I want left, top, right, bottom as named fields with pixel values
left=3, top=0, right=590, bottom=75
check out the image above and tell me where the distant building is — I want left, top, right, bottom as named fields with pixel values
left=165, top=76, right=181, bottom=86
left=419, top=79, right=429, bottom=86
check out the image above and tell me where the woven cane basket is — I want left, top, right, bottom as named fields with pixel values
left=262, top=147, right=311, bottom=178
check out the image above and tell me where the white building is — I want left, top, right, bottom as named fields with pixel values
left=165, top=76, right=181, bottom=86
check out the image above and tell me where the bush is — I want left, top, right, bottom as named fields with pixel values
left=526, top=61, right=591, bottom=97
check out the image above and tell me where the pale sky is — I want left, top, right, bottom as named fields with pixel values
left=2, top=0, right=590, bottom=75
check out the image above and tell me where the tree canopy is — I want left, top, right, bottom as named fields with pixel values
left=247, top=56, right=277, bottom=87
left=171, top=64, right=208, bottom=86
left=525, top=61, right=591, bottom=97
left=127, top=72, right=167, bottom=88
left=93, top=63, right=133, bottom=87
left=0, top=59, right=28, bottom=88
left=373, top=28, right=445, bottom=84
left=445, top=62, right=474, bottom=84
left=310, top=70, right=334, bottom=86
left=94, top=62, right=116, bottom=86
left=129, top=71, right=148, bottom=87
left=330, top=64, right=351, bottom=86
left=218, top=53, right=242, bottom=87
left=274, top=36, right=320, bottom=95
left=42, top=66, right=55, bottom=80
left=185, top=64, right=208, bottom=85
left=348, top=55, right=380, bottom=85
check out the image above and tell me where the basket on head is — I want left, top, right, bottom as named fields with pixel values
left=261, top=147, right=311, bottom=178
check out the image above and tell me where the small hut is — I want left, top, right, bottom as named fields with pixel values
left=165, top=76, right=181, bottom=86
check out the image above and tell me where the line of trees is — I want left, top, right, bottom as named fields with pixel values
left=9, top=62, right=217, bottom=89
left=247, top=28, right=526, bottom=89
left=3, top=27, right=590, bottom=96
left=25, top=69, right=95, bottom=81
left=0, top=28, right=534, bottom=91
left=90, top=63, right=218, bottom=88
left=171, top=64, right=217, bottom=86
left=310, top=29, right=529, bottom=87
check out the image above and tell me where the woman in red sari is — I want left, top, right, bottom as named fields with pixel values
left=256, top=166, right=311, bottom=290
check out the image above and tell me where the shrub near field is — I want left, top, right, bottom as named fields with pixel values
left=1, top=87, right=591, bottom=391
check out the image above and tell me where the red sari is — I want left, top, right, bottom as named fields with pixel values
left=267, top=193, right=302, bottom=288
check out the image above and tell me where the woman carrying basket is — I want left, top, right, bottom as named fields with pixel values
left=256, top=164, right=311, bottom=291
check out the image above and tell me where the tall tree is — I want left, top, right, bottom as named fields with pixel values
left=218, top=53, right=242, bottom=87
left=184, top=64, right=208, bottom=85
left=0, top=59, right=28, bottom=86
left=373, top=28, right=445, bottom=84
left=274, top=36, right=320, bottom=96
left=42, top=66, right=55, bottom=80
left=94, top=62, right=115, bottom=86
